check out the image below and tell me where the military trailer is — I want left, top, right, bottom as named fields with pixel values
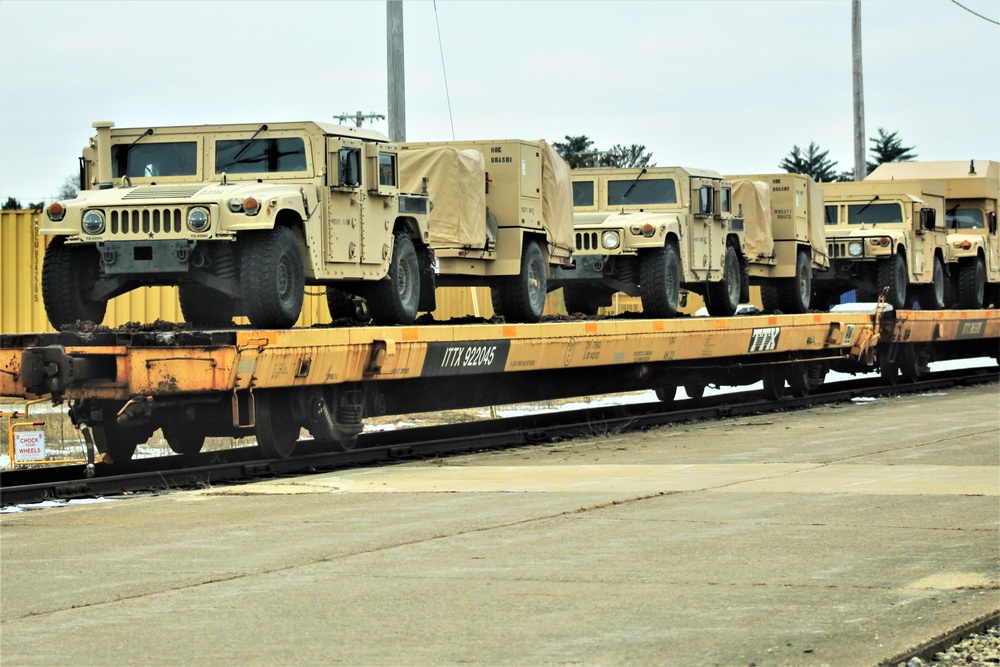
left=40, top=121, right=434, bottom=330
left=816, top=179, right=947, bottom=310
left=728, top=173, right=829, bottom=313
left=551, top=167, right=747, bottom=318
left=398, top=140, right=574, bottom=322
left=866, top=160, right=999, bottom=309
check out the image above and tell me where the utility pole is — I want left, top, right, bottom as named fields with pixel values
left=852, top=0, right=866, bottom=181
left=335, top=111, right=385, bottom=128
left=387, top=0, right=406, bottom=142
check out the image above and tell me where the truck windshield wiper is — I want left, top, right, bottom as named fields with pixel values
left=621, top=168, right=647, bottom=200
left=229, top=124, right=269, bottom=165
left=856, top=194, right=879, bottom=217
left=123, top=128, right=154, bottom=178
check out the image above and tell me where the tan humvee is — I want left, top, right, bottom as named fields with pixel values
left=816, top=179, right=948, bottom=310
left=40, top=120, right=434, bottom=330
left=399, top=140, right=574, bottom=322
left=866, top=160, right=999, bottom=308
left=728, top=173, right=829, bottom=313
left=550, top=167, right=746, bottom=317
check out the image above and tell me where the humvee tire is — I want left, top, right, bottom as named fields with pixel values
left=706, top=245, right=741, bottom=316
left=777, top=249, right=813, bottom=314
left=42, top=236, right=107, bottom=330
left=241, top=226, right=305, bottom=329
left=877, top=254, right=908, bottom=310
left=916, top=257, right=946, bottom=310
left=639, top=241, right=681, bottom=318
left=179, top=285, right=235, bottom=327
left=760, top=281, right=781, bottom=312
left=367, top=232, right=420, bottom=325
left=957, top=257, right=986, bottom=309
left=491, top=239, right=547, bottom=323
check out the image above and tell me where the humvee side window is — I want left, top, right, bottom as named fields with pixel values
left=847, top=203, right=903, bottom=224
left=946, top=207, right=985, bottom=229
left=112, top=142, right=197, bottom=178
left=378, top=154, right=397, bottom=187
left=339, top=148, right=362, bottom=188
left=216, top=137, right=307, bottom=174
left=698, top=186, right=714, bottom=215
left=572, top=181, right=595, bottom=207
left=824, top=205, right=838, bottom=225
left=607, top=179, right=677, bottom=205
left=720, top=187, right=732, bottom=214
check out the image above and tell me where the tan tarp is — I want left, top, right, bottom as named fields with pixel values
left=538, top=140, right=575, bottom=253
left=733, top=179, right=774, bottom=262
left=398, top=147, right=487, bottom=249
left=806, top=179, right=827, bottom=260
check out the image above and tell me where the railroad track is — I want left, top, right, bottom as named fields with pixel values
left=3, top=365, right=996, bottom=508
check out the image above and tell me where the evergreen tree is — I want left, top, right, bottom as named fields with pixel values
left=552, top=135, right=598, bottom=168
left=867, top=128, right=917, bottom=173
left=778, top=142, right=839, bottom=182
left=2, top=196, right=22, bottom=210
left=599, top=144, right=654, bottom=168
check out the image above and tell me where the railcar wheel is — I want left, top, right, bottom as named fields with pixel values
left=91, top=421, right=155, bottom=464
left=240, top=226, right=305, bottom=329
left=655, top=385, right=677, bottom=406
left=786, top=362, right=825, bottom=398
left=898, top=344, right=929, bottom=383
left=255, top=389, right=301, bottom=458
left=916, top=257, right=946, bottom=310
left=877, top=254, right=908, bottom=310
left=491, top=239, right=547, bottom=323
left=706, top=245, right=741, bottom=316
left=762, top=366, right=787, bottom=400
left=684, top=384, right=706, bottom=400
left=778, top=250, right=812, bottom=314
left=368, top=233, right=420, bottom=325
left=957, top=257, right=986, bottom=309
left=163, top=426, right=206, bottom=456
left=639, top=241, right=681, bottom=318
left=179, top=285, right=236, bottom=327
left=41, top=236, right=108, bottom=330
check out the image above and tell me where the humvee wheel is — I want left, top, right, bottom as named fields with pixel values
left=491, top=239, right=547, bottom=323
left=563, top=285, right=607, bottom=316
left=327, top=288, right=370, bottom=323
left=41, top=236, right=108, bottom=330
left=917, top=257, right=946, bottom=310
left=957, top=257, right=986, bottom=309
left=706, top=245, right=741, bottom=316
left=240, top=226, right=305, bottom=329
left=179, top=285, right=236, bottom=327
left=877, top=254, right=908, bottom=310
left=639, top=241, right=681, bottom=318
left=163, top=426, right=206, bottom=456
left=255, top=389, right=301, bottom=458
left=760, top=281, right=781, bottom=312
left=367, top=232, right=420, bottom=325
left=778, top=249, right=813, bottom=314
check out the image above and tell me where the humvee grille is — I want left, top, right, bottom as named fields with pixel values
left=122, top=185, right=206, bottom=200
left=828, top=242, right=847, bottom=258
left=109, top=208, right=185, bottom=236
left=576, top=231, right=599, bottom=251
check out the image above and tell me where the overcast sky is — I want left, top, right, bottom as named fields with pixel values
left=1, top=0, right=997, bottom=203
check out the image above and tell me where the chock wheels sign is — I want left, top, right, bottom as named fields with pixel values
left=14, top=431, right=46, bottom=462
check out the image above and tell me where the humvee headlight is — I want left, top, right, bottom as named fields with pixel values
left=81, top=210, right=105, bottom=234
left=602, top=231, right=621, bottom=250
left=187, top=207, right=210, bottom=232
left=848, top=241, right=863, bottom=257
left=47, top=202, right=65, bottom=222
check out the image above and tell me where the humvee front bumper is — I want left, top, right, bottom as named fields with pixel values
left=97, top=240, right=198, bottom=275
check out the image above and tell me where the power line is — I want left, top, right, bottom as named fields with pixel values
left=951, top=0, right=1000, bottom=25
left=433, top=0, right=456, bottom=140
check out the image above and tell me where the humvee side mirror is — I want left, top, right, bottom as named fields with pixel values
left=989, top=212, right=997, bottom=234
left=920, top=208, right=936, bottom=230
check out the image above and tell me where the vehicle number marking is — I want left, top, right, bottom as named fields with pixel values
left=422, top=340, right=511, bottom=376
left=956, top=320, right=987, bottom=339
left=748, top=327, right=781, bottom=352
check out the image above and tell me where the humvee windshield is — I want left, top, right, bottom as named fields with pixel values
left=573, top=181, right=595, bottom=207
left=946, top=207, right=984, bottom=229
left=112, top=142, right=197, bottom=178
left=847, top=202, right=903, bottom=225
left=824, top=205, right=838, bottom=225
left=216, top=137, right=308, bottom=174
left=607, top=178, right=677, bottom=206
